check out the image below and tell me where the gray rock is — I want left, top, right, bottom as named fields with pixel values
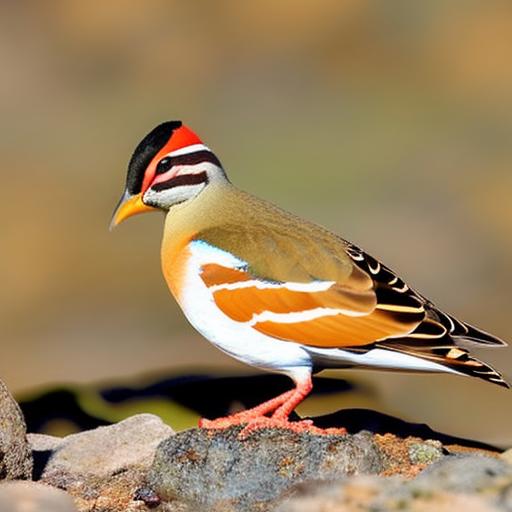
left=278, top=455, right=512, bottom=512
left=28, top=432, right=61, bottom=452
left=148, top=426, right=382, bottom=511
left=30, top=414, right=174, bottom=512
left=0, top=481, right=78, bottom=512
left=32, top=413, right=174, bottom=478
left=277, top=474, right=500, bottom=512
left=412, top=454, right=512, bottom=493
left=500, top=448, right=512, bottom=466
left=22, top=414, right=508, bottom=512
left=371, top=455, right=512, bottom=511
left=0, top=379, right=32, bottom=480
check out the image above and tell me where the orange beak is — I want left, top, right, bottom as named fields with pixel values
left=109, top=190, right=156, bottom=230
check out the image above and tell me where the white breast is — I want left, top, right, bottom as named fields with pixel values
left=176, top=240, right=313, bottom=377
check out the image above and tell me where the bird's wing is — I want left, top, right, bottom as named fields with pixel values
left=195, top=224, right=425, bottom=348
left=195, top=225, right=509, bottom=387
left=200, top=260, right=424, bottom=347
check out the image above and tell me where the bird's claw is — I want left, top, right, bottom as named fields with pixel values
left=199, top=415, right=347, bottom=440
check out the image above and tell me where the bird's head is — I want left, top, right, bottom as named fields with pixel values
left=110, top=121, right=226, bottom=228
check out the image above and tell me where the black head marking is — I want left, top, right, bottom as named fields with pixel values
left=151, top=171, right=209, bottom=192
left=125, top=121, right=182, bottom=194
left=155, top=151, right=223, bottom=175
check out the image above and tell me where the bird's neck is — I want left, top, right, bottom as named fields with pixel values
left=164, top=180, right=231, bottom=236
left=159, top=181, right=257, bottom=299
left=160, top=181, right=245, bottom=262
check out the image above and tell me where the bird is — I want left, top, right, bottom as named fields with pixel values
left=111, top=120, right=509, bottom=436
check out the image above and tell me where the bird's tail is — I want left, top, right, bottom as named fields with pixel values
left=376, top=339, right=510, bottom=389
left=453, top=321, right=508, bottom=348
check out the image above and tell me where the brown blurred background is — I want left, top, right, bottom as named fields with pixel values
left=1, top=1, right=511, bottom=443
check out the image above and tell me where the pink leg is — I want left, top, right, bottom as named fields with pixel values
left=272, top=376, right=312, bottom=420
left=239, top=374, right=347, bottom=438
left=198, top=389, right=295, bottom=429
left=200, top=372, right=347, bottom=438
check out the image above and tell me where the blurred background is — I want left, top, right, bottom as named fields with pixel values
left=1, top=1, right=511, bottom=444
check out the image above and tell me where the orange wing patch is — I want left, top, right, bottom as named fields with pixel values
left=201, top=264, right=251, bottom=287
left=199, top=263, right=424, bottom=349
left=211, top=285, right=376, bottom=322
left=254, top=309, right=422, bottom=347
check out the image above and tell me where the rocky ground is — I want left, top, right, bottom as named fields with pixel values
left=1, top=378, right=512, bottom=512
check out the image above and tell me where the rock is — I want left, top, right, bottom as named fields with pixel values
left=276, top=478, right=374, bottom=512
left=412, top=454, right=512, bottom=493
left=21, top=410, right=510, bottom=512
left=147, top=426, right=382, bottom=511
left=277, top=455, right=512, bottom=512
left=0, top=379, right=32, bottom=480
left=145, top=426, right=506, bottom=511
left=500, top=447, right=512, bottom=465
left=30, top=414, right=174, bottom=512
left=29, top=432, right=62, bottom=452
left=32, top=413, right=173, bottom=478
left=0, top=481, right=78, bottom=512
left=276, top=474, right=500, bottom=512
left=375, top=455, right=512, bottom=511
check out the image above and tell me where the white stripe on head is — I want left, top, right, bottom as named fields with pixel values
left=168, top=144, right=212, bottom=157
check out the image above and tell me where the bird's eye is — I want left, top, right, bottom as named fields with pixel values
left=156, top=157, right=172, bottom=174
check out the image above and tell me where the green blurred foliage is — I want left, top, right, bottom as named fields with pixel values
left=0, top=1, right=511, bottom=443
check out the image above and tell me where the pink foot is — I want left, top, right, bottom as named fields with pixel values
left=198, top=389, right=296, bottom=429
left=239, top=417, right=347, bottom=439
left=200, top=413, right=347, bottom=439
left=198, top=374, right=347, bottom=439
left=200, top=414, right=347, bottom=438
left=239, top=417, right=313, bottom=438
left=199, top=413, right=257, bottom=429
